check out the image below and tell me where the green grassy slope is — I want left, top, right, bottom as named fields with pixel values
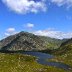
left=39, top=36, right=64, bottom=50
left=0, top=31, right=72, bottom=72
left=48, top=38, right=72, bottom=69
left=0, top=53, right=68, bottom=72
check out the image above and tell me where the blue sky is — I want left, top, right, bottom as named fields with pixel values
left=0, top=0, right=72, bottom=39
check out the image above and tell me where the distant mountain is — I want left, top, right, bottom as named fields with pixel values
left=38, top=36, right=66, bottom=50
left=60, top=38, right=72, bottom=52
left=60, top=38, right=72, bottom=47
left=0, top=31, right=47, bottom=51
left=52, top=38, right=72, bottom=55
left=0, top=31, right=64, bottom=52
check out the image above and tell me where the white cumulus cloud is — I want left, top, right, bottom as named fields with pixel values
left=5, top=28, right=17, bottom=36
left=2, top=0, right=47, bottom=14
left=51, top=0, right=72, bottom=8
left=6, top=28, right=15, bottom=33
left=4, top=32, right=10, bottom=36
left=33, top=29, right=72, bottom=39
left=26, top=23, right=34, bottom=28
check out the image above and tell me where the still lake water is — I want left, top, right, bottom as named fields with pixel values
left=23, top=51, right=72, bottom=71
left=0, top=50, right=72, bottom=71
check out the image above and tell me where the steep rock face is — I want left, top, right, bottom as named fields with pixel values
left=0, top=31, right=47, bottom=51
left=0, top=31, right=65, bottom=52
left=0, top=34, right=17, bottom=49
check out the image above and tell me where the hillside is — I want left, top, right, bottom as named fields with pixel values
left=0, top=31, right=72, bottom=72
left=48, top=38, right=72, bottom=68
left=0, top=31, right=63, bottom=52
left=0, top=53, right=68, bottom=72
left=60, top=38, right=72, bottom=49
left=52, top=38, right=72, bottom=55
left=38, top=36, right=66, bottom=50
left=0, top=31, right=47, bottom=51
